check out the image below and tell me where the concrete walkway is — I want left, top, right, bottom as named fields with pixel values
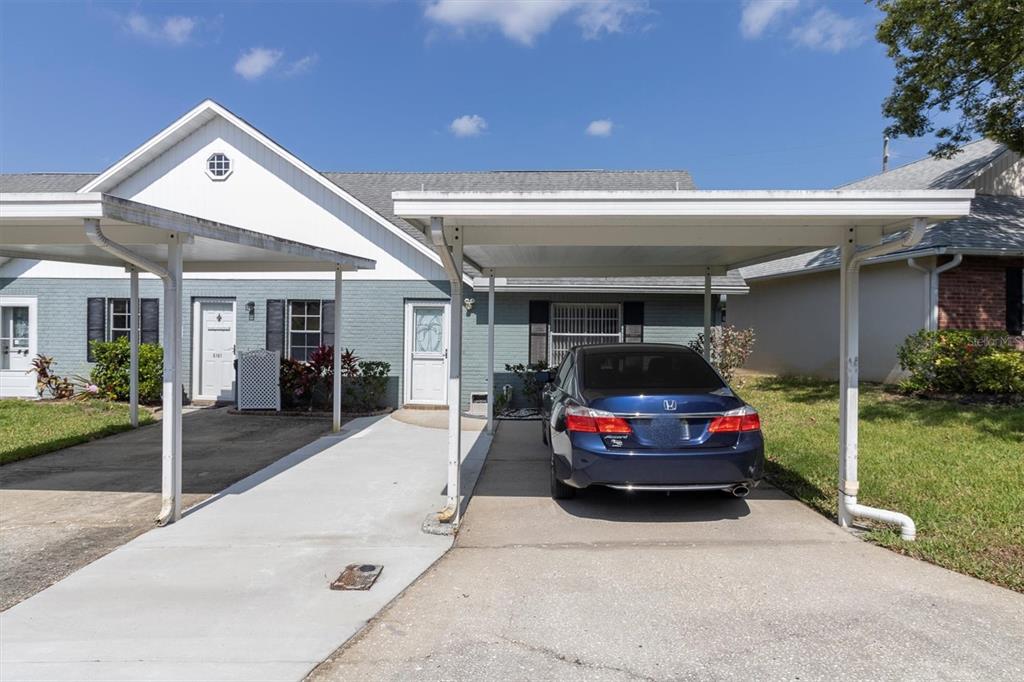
left=0, top=415, right=491, bottom=681
left=310, top=420, right=1024, bottom=681
left=1, top=407, right=331, bottom=611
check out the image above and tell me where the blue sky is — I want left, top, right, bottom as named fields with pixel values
left=0, top=1, right=944, bottom=188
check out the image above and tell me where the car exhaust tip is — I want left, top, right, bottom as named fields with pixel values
left=730, top=485, right=750, bottom=498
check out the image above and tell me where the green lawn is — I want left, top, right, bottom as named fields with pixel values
left=0, top=399, right=155, bottom=465
left=736, top=375, right=1024, bottom=592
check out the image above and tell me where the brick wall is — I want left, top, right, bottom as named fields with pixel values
left=938, top=255, right=1024, bottom=330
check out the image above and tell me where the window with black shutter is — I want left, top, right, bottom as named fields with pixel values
left=87, top=297, right=159, bottom=360
left=528, top=300, right=549, bottom=366
left=266, top=299, right=286, bottom=356
left=1007, top=267, right=1023, bottom=336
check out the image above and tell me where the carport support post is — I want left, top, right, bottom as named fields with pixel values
left=158, top=235, right=183, bottom=526
left=333, top=267, right=343, bottom=433
left=129, top=266, right=140, bottom=428
left=837, top=238, right=857, bottom=529
left=486, top=272, right=495, bottom=435
left=446, top=236, right=464, bottom=524
left=703, top=267, right=712, bottom=361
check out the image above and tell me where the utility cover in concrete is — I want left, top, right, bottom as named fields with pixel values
left=331, top=564, right=382, bottom=591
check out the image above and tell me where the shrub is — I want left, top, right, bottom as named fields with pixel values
left=504, top=361, right=549, bottom=408
left=897, top=329, right=1024, bottom=395
left=280, top=346, right=391, bottom=411
left=89, top=337, right=163, bottom=403
left=688, top=325, right=756, bottom=383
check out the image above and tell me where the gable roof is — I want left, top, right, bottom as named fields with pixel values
left=740, top=140, right=1023, bottom=282
left=839, top=138, right=1010, bottom=190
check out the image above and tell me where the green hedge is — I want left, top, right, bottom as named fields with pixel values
left=897, top=329, right=1024, bottom=395
left=89, top=337, right=163, bottom=403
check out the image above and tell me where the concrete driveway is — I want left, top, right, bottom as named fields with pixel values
left=0, top=415, right=491, bottom=681
left=0, top=407, right=332, bottom=611
left=310, top=420, right=1024, bottom=681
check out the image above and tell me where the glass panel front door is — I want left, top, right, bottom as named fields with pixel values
left=1, top=305, right=30, bottom=371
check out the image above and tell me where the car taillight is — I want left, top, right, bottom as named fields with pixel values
left=708, top=407, right=761, bottom=433
left=565, top=405, right=632, bottom=435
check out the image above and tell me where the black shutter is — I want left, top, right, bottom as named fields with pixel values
left=528, top=300, right=549, bottom=365
left=623, top=301, right=644, bottom=343
left=140, top=299, right=160, bottom=345
left=321, top=299, right=335, bottom=349
left=86, top=298, right=106, bottom=361
left=1007, top=267, right=1023, bottom=335
left=266, top=300, right=286, bottom=356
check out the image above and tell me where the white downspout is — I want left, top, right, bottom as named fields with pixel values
left=907, top=253, right=962, bottom=331
left=430, top=217, right=464, bottom=526
left=839, top=218, right=928, bottom=542
left=85, top=219, right=184, bottom=525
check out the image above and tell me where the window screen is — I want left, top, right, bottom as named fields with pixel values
left=581, top=348, right=725, bottom=391
left=549, top=303, right=621, bottom=365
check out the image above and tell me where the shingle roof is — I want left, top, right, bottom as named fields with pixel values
left=839, top=138, right=1008, bottom=190
left=740, top=195, right=1024, bottom=280
left=0, top=173, right=96, bottom=192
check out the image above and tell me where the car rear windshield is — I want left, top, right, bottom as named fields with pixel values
left=581, top=349, right=725, bottom=391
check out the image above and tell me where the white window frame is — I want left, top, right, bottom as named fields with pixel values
left=548, top=302, right=622, bottom=366
left=205, top=152, right=233, bottom=181
left=286, top=299, right=323, bottom=361
left=108, top=298, right=131, bottom=341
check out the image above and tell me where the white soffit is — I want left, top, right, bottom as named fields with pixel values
left=393, top=189, right=974, bottom=276
left=0, top=193, right=376, bottom=272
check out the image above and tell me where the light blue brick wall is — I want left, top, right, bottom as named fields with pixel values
left=2, top=277, right=715, bottom=409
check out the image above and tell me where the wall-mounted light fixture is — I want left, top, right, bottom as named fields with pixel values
left=463, top=297, right=475, bottom=312
left=246, top=301, right=256, bottom=320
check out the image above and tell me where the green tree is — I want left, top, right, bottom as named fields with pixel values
left=875, top=0, right=1024, bottom=157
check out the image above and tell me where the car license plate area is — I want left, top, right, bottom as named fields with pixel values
left=628, top=417, right=691, bottom=449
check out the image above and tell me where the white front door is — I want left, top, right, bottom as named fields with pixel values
left=404, top=301, right=449, bottom=405
left=193, top=300, right=236, bottom=401
left=0, top=297, right=37, bottom=398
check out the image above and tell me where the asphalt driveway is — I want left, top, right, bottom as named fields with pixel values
left=0, top=407, right=331, bottom=611
left=311, top=420, right=1024, bottom=681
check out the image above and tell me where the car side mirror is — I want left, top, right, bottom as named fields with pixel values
left=534, top=370, right=552, bottom=385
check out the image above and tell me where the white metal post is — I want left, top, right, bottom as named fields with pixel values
left=445, top=236, right=464, bottom=524
left=129, top=266, right=140, bottom=428
left=837, top=236, right=857, bottom=529
left=486, top=272, right=495, bottom=435
left=157, top=235, right=183, bottom=526
left=703, top=267, right=712, bottom=361
left=333, top=267, right=343, bottom=433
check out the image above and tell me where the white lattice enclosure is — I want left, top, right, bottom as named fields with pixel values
left=237, top=349, right=281, bottom=410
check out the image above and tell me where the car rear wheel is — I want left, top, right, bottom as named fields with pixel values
left=550, top=452, right=576, bottom=500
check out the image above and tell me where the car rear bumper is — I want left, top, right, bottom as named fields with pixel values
left=556, top=438, right=765, bottom=490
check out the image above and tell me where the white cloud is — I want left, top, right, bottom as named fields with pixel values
left=234, top=48, right=284, bottom=80
left=449, top=114, right=488, bottom=137
left=789, top=8, right=867, bottom=53
left=125, top=12, right=198, bottom=45
left=586, top=119, right=614, bottom=137
left=739, top=0, right=799, bottom=39
left=285, top=54, right=319, bottom=76
left=424, top=0, right=648, bottom=46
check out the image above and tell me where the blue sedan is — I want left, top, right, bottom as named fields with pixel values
left=539, top=343, right=764, bottom=500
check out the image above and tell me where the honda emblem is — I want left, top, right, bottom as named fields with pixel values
left=663, top=399, right=677, bottom=411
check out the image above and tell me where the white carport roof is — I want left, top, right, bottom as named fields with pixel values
left=0, top=192, right=374, bottom=272
left=393, top=189, right=974, bottom=276
left=1, top=191, right=374, bottom=527
left=393, top=188, right=974, bottom=539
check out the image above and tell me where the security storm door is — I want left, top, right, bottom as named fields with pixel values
left=0, top=296, right=37, bottom=398
left=193, top=300, right=236, bottom=401
left=404, top=301, right=449, bottom=405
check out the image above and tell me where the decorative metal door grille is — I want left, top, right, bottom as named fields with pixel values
left=237, top=349, right=281, bottom=410
left=549, top=303, right=622, bottom=365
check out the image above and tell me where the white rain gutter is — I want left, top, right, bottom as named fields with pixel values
left=84, top=219, right=170, bottom=280
left=907, top=254, right=963, bottom=331
left=840, top=218, right=928, bottom=542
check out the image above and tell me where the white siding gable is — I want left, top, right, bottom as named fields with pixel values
left=104, top=116, right=445, bottom=281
